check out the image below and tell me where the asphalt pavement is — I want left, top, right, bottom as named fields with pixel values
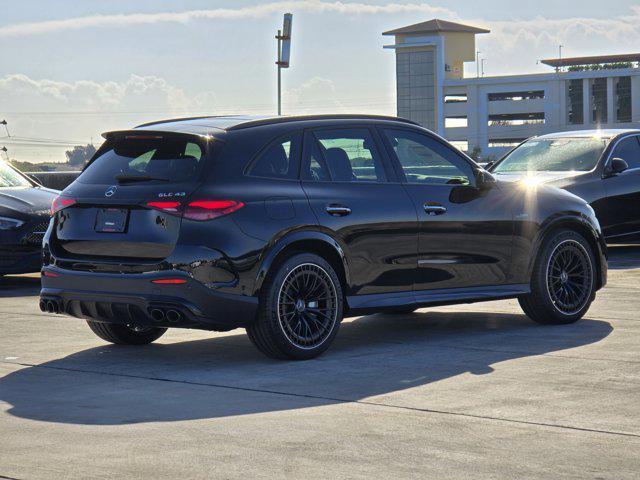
left=0, top=247, right=639, bottom=479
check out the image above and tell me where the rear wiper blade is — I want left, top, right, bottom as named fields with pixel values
left=115, top=174, right=170, bottom=183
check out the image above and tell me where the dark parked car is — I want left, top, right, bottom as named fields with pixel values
left=0, top=159, right=57, bottom=275
left=488, top=129, right=640, bottom=244
left=40, top=115, right=607, bottom=359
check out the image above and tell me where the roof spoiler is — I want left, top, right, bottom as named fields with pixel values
left=101, top=130, right=209, bottom=140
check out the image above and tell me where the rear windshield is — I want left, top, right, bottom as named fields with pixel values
left=78, top=136, right=207, bottom=184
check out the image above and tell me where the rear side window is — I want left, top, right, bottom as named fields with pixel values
left=247, top=132, right=301, bottom=180
left=303, top=128, right=387, bottom=182
left=79, top=136, right=207, bottom=184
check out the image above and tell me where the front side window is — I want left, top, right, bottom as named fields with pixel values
left=383, top=129, right=472, bottom=185
left=303, top=128, right=387, bottom=182
left=611, top=136, right=640, bottom=170
left=80, top=136, right=207, bottom=184
left=492, top=137, right=608, bottom=173
left=0, top=160, right=31, bottom=188
left=248, top=133, right=301, bottom=180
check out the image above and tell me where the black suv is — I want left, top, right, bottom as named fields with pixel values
left=40, top=115, right=607, bottom=359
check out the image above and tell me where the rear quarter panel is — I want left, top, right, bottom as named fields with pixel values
left=195, top=126, right=319, bottom=296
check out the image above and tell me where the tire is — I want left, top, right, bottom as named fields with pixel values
left=247, top=253, right=343, bottom=360
left=519, top=229, right=597, bottom=325
left=86, top=321, right=167, bottom=345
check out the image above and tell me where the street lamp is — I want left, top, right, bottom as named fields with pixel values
left=276, top=13, right=293, bottom=116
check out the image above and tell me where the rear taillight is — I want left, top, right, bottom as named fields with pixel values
left=145, top=199, right=244, bottom=221
left=51, top=195, right=76, bottom=215
left=183, top=200, right=244, bottom=221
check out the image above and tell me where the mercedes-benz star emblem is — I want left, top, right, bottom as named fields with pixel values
left=105, top=185, right=117, bottom=197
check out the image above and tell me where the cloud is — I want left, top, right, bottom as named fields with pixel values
left=0, top=73, right=215, bottom=114
left=0, top=74, right=220, bottom=161
left=470, top=8, right=640, bottom=75
left=284, top=77, right=344, bottom=114
left=283, top=76, right=394, bottom=115
left=0, top=1, right=455, bottom=38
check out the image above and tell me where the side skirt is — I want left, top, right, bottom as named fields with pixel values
left=346, top=284, right=530, bottom=314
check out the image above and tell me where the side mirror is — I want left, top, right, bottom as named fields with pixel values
left=610, top=157, right=628, bottom=175
left=484, top=161, right=494, bottom=170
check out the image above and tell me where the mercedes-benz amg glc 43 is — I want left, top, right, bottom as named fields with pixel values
left=40, top=115, right=607, bottom=359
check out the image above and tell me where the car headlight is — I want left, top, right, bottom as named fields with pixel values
left=0, top=217, right=25, bottom=230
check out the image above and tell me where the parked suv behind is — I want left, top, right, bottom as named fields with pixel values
left=40, top=115, right=607, bottom=359
left=488, top=129, right=640, bottom=244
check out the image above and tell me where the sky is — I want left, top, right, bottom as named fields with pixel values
left=1, top=0, right=640, bottom=163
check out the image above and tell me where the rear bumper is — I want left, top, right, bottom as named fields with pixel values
left=40, top=267, right=258, bottom=330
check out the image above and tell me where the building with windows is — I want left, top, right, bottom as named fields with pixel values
left=383, top=19, right=640, bottom=158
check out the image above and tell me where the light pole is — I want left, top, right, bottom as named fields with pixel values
left=276, top=14, right=293, bottom=116
left=276, top=29, right=282, bottom=116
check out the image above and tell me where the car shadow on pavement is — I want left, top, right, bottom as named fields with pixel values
left=0, top=310, right=613, bottom=425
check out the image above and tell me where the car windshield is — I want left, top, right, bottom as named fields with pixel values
left=0, top=160, right=31, bottom=188
left=492, top=137, right=609, bottom=173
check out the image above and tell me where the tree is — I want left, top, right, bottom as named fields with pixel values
left=65, top=144, right=96, bottom=168
left=468, top=146, right=482, bottom=161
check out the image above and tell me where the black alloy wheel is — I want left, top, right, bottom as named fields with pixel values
left=519, top=229, right=596, bottom=325
left=247, top=253, right=343, bottom=360
left=545, top=239, right=593, bottom=315
left=277, top=263, right=338, bottom=349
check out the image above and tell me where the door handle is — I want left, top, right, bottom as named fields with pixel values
left=326, top=204, right=352, bottom=216
left=423, top=202, right=447, bottom=216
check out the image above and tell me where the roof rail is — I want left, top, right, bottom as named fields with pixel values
left=227, top=114, right=420, bottom=131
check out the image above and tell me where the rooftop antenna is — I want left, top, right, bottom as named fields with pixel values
left=0, top=146, right=8, bottom=161
left=481, top=58, right=486, bottom=77
left=476, top=51, right=482, bottom=78
left=0, top=120, right=9, bottom=137
left=556, top=45, right=563, bottom=73
left=276, top=13, right=293, bottom=116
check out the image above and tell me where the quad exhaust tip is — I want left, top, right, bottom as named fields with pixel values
left=40, top=299, right=61, bottom=314
left=149, top=308, right=183, bottom=323
left=150, top=309, right=165, bottom=322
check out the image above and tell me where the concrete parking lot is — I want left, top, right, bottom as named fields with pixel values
left=0, top=248, right=639, bottom=479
